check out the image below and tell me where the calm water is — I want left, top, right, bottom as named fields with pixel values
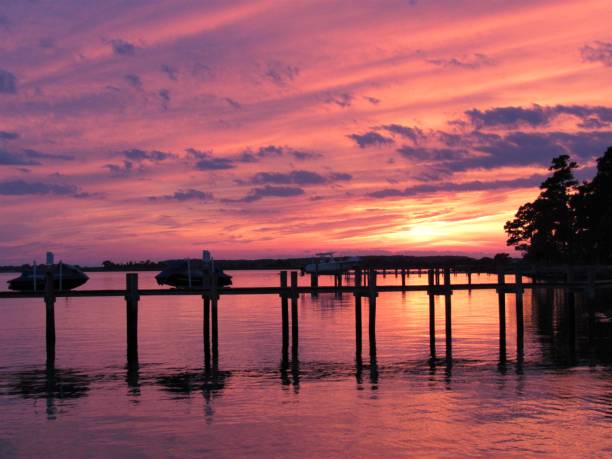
left=0, top=270, right=611, bottom=458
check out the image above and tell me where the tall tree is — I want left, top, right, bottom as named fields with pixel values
left=505, top=155, right=578, bottom=262
left=574, top=147, right=612, bottom=262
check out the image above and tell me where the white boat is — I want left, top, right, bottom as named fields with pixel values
left=302, top=253, right=362, bottom=275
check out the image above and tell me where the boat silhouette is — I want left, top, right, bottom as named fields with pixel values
left=155, top=259, right=232, bottom=289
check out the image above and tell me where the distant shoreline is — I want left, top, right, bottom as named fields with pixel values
left=0, top=254, right=514, bottom=273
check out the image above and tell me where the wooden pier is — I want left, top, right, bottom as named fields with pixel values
left=1, top=266, right=610, bottom=371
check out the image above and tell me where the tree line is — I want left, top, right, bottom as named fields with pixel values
left=505, top=146, right=612, bottom=263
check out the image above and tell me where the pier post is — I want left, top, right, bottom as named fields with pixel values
left=515, top=268, right=524, bottom=359
left=467, top=269, right=472, bottom=289
left=435, top=268, right=441, bottom=286
left=368, top=270, right=378, bottom=361
left=203, top=296, right=211, bottom=369
left=401, top=269, right=406, bottom=290
left=428, top=269, right=436, bottom=360
left=291, top=271, right=299, bottom=361
left=44, top=271, right=56, bottom=364
left=444, top=268, right=452, bottom=362
left=497, top=271, right=506, bottom=363
left=211, top=265, right=219, bottom=368
left=280, top=271, right=289, bottom=365
left=310, top=273, right=318, bottom=289
left=354, top=270, right=363, bottom=361
left=125, top=273, right=139, bottom=367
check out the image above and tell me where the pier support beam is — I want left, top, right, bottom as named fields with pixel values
left=211, top=273, right=219, bottom=369
left=125, top=273, right=139, bottom=368
left=401, top=269, right=406, bottom=290
left=368, top=270, right=377, bottom=362
left=497, top=271, right=507, bottom=364
left=45, top=271, right=56, bottom=364
left=280, top=271, right=289, bottom=366
left=443, top=268, right=452, bottom=363
left=515, top=269, right=524, bottom=360
left=203, top=296, right=211, bottom=370
left=427, top=269, right=436, bottom=360
left=291, top=272, right=299, bottom=362
left=354, top=270, right=363, bottom=362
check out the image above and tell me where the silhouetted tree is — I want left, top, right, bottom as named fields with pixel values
left=573, top=147, right=612, bottom=262
left=505, top=155, right=578, bottom=262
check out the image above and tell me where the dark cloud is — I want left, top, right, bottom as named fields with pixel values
left=110, top=39, right=136, bottom=56
left=364, top=96, right=380, bottom=105
left=381, top=124, right=424, bottom=143
left=161, top=64, right=178, bottom=81
left=247, top=170, right=326, bottom=186
left=325, top=92, right=353, bottom=107
left=348, top=131, right=394, bottom=148
left=124, top=74, right=142, bottom=88
left=367, top=175, right=545, bottom=199
left=0, top=179, right=79, bottom=196
left=427, top=53, right=495, bottom=69
left=158, top=89, right=170, bottom=110
left=238, top=185, right=305, bottom=202
left=255, top=145, right=283, bottom=157
left=412, top=129, right=612, bottom=171
left=0, top=69, right=17, bottom=94
left=105, top=160, right=138, bottom=177
left=187, top=148, right=235, bottom=170
left=0, top=149, right=73, bottom=165
left=328, top=172, right=352, bottom=181
left=265, top=61, right=299, bottom=85
left=0, top=150, right=40, bottom=166
left=23, top=149, right=74, bottom=161
left=397, top=146, right=469, bottom=162
left=580, top=41, right=612, bottom=66
left=234, top=145, right=321, bottom=163
left=151, top=188, right=213, bottom=202
left=122, top=149, right=174, bottom=162
left=291, top=150, right=323, bottom=161
left=0, top=131, right=18, bottom=140
left=225, top=97, right=241, bottom=109
left=464, top=104, right=612, bottom=129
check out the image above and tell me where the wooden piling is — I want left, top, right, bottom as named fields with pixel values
left=125, top=273, right=139, bottom=366
left=211, top=269, right=219, bottom=367
left=443, top=268, right=452, bottom=362
left=354, top=270, right=363, bottom=360
left=497, top=271, right=506, bottom=363
left=467, top=269, right=472, bottom=288
left=401, top=269, right=406, bottom=290
left=368, top=270, right=377, bottom=360
left=291, top=271, right=299, bottom=361
left=280, top=271, right=289, bottom=363
left=427, top=269, right=436, bottom=359
left=44, top=271, right=56, bottom=363
left=515, top=268, right=524, bottom=357
left=203, top=296, right=211, bottom=368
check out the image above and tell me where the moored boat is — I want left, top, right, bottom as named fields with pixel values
left=302, top=253, right=362, bottom=275
left=155, top=259, right=232, bottom=288
left=7, top=263, right=89, bottom=291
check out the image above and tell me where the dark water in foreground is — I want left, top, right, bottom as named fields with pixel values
left=0, top=270, right=611, bottom=458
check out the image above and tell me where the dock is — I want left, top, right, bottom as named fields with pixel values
left=1, top=266, right=610, bottom=373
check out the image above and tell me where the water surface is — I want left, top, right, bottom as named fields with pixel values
left=0, top=270, right=610, bottom=457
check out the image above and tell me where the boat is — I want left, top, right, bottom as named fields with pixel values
left=7, top=263, right=89, bottom=291
left=302, top=253, right=362, bottom=275
left=155, top=259, right=232, bottom=289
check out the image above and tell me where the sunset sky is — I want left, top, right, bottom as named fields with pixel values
left=1, top=0, right=611, bottom=264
